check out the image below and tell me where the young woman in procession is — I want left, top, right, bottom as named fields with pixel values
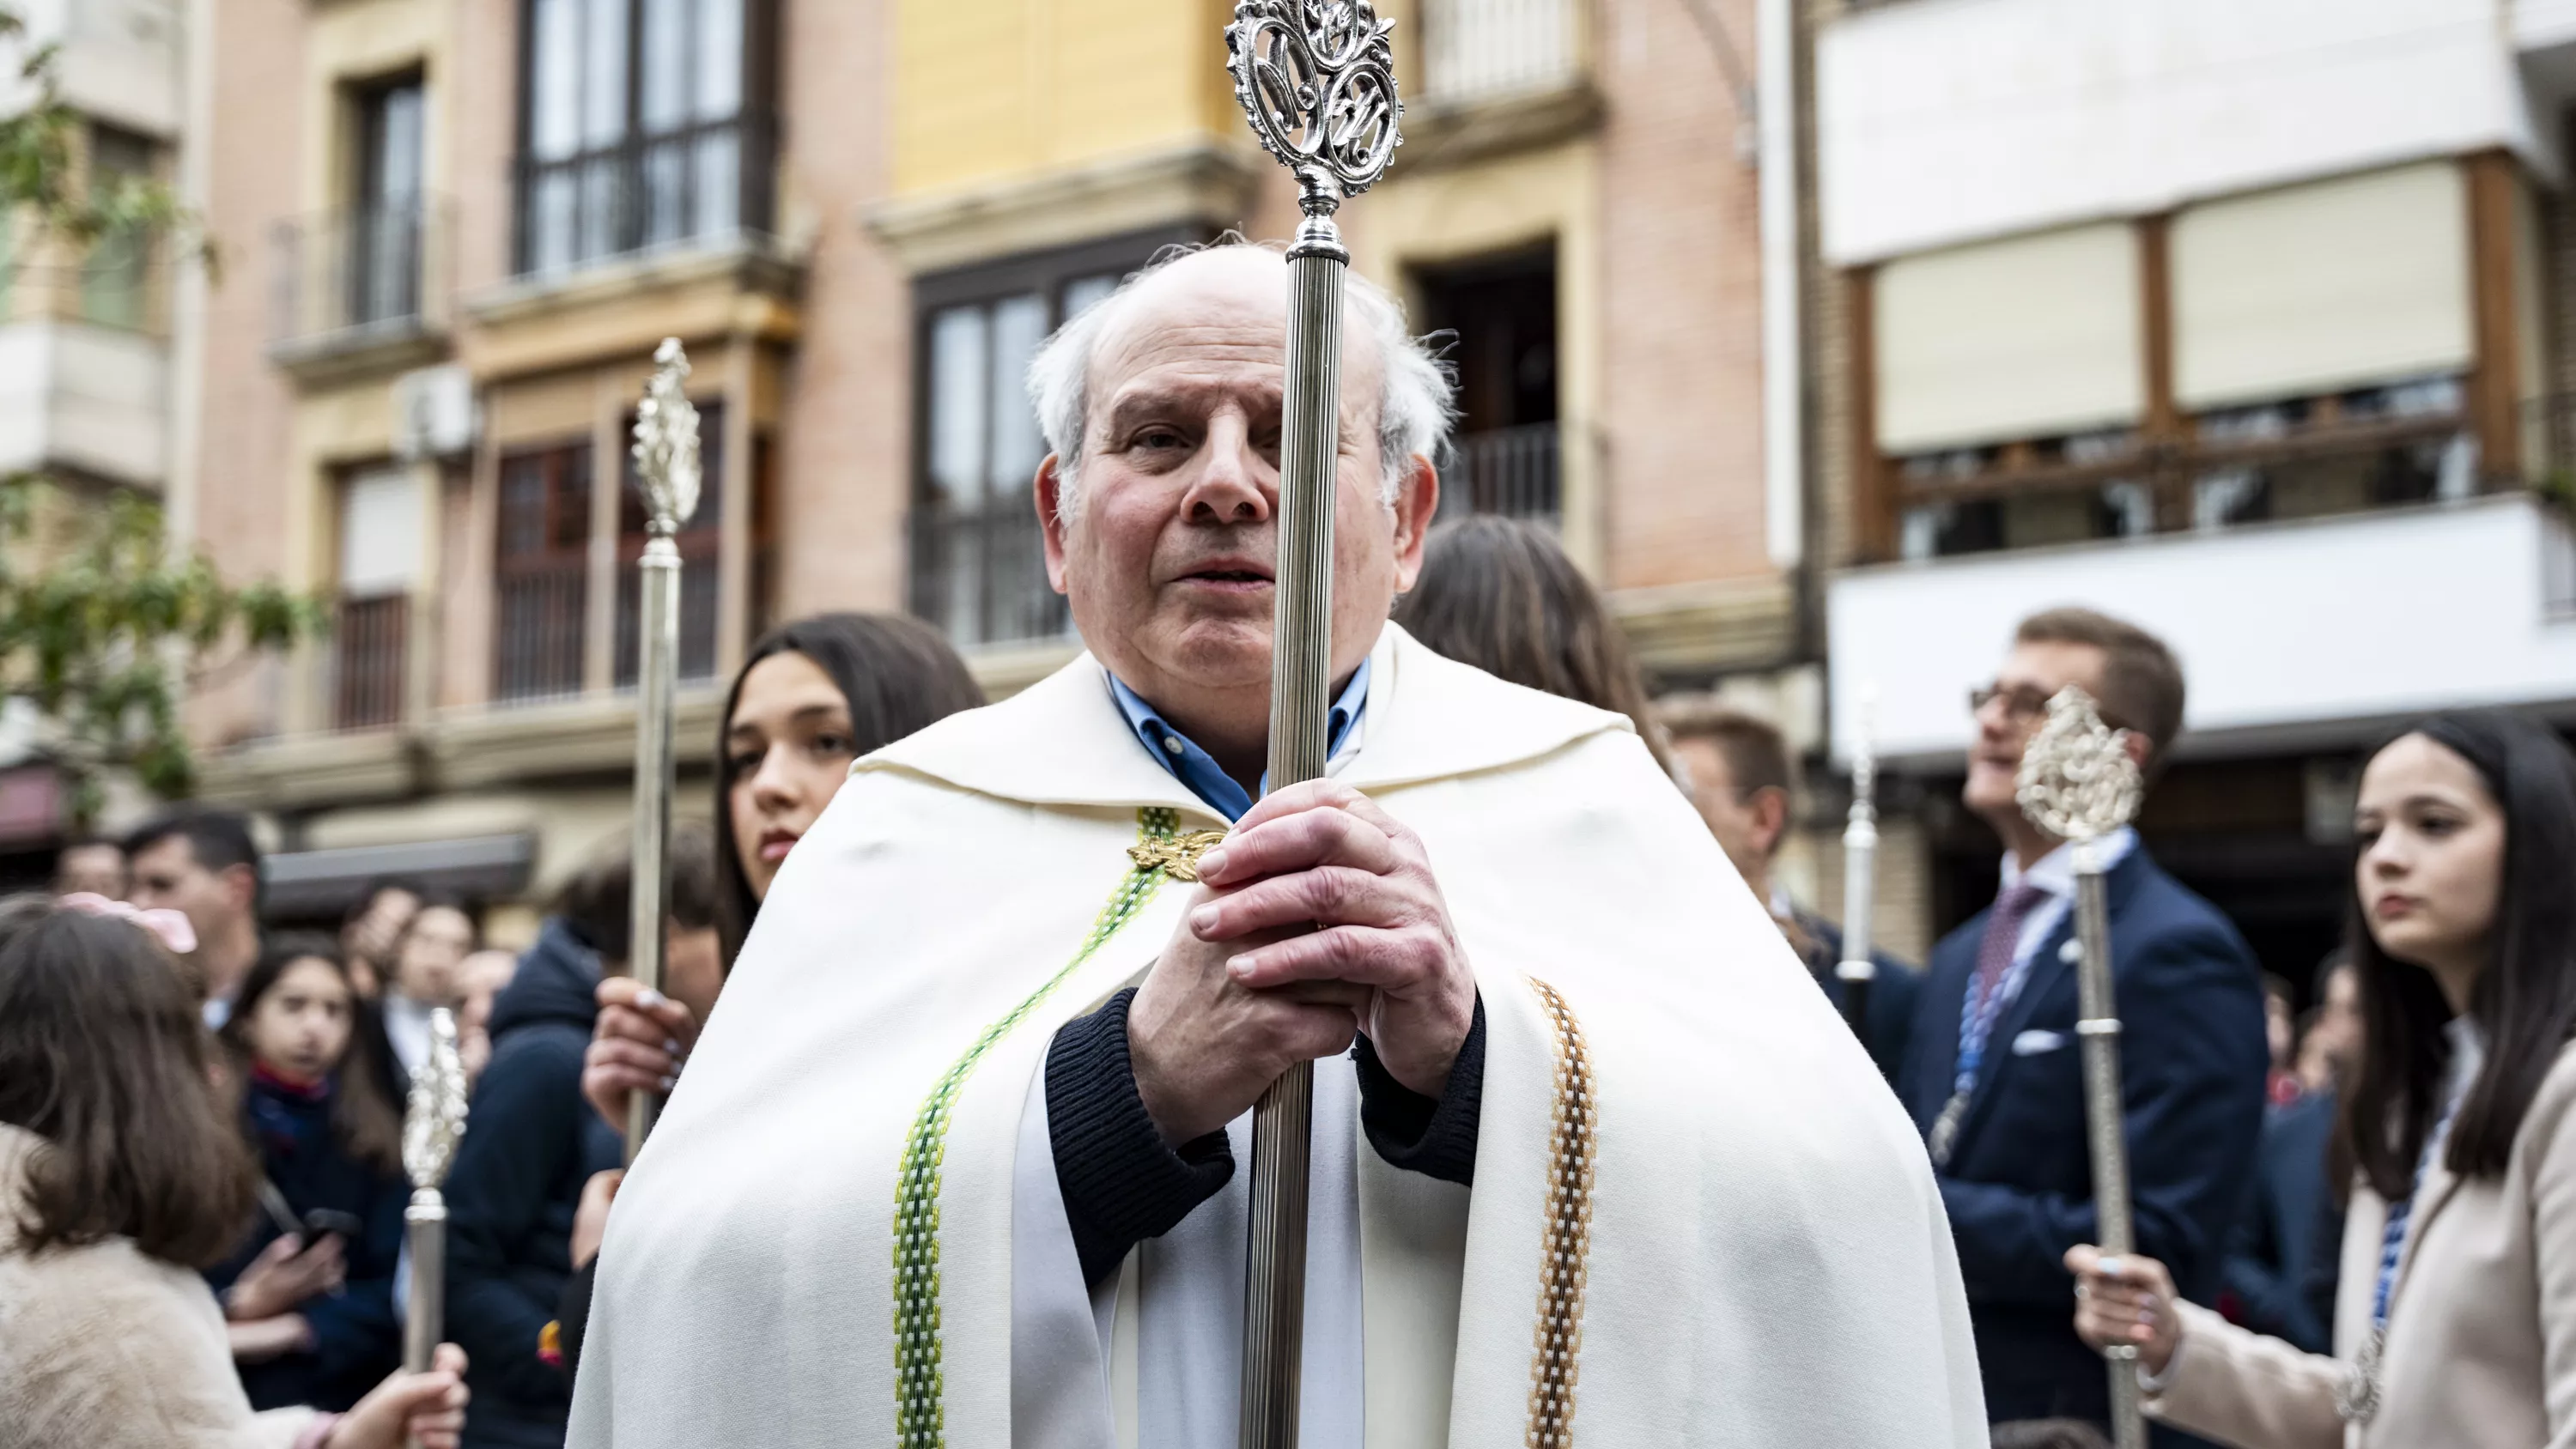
left=209, top=936, right=413, bottom=1412
left=0, top=898, right=466, bottom=1449
left=2069, top=709, right=2576, bottom=1446
left=552, top=612, right=984, bottom=1373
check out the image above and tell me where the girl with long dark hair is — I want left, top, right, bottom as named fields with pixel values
left=0, top=898, right=466, bottom=1448
left=2068, top=709, right=2576, bottom=1447
left=209, top=934, right=414, bottom=1413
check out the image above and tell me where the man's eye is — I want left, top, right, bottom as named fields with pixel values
left=1136, top=428, right=1187, bottom=450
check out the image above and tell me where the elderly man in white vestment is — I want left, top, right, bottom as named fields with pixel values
left=568, top=243, right=1985, bottom=1448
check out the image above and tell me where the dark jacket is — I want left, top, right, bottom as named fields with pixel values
left=2219, top=1088, right=2342, bottom=1354
left=204, top=1067, right=409, bottom=1412
left=1797, top=910, right=1920, bottom=1083
left=1898, top=846, right=2269, bottom=1437
left=443, top=921, right=624, bottom=1449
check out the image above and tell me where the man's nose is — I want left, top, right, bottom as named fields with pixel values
left=1182, top=417, right=1273, bottom=524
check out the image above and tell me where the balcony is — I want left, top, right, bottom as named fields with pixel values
left=493, top=558, right=587, bottom=705
left=1828, top=488, right=2576, bottom=767
left=512, top=117, right=776, bottom=279
left=908, top=504, right=1069, bottom=650
left=330, top=593, right=408, bottom=731
left=1404, top=0, right=1597, bottom=169
left=268, top=197, right=453, bottom=380
left=1438, top=421, right=1562, bottom=524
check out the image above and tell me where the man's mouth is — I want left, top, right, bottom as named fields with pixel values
left=1177, top=561, right=1274, bottom=588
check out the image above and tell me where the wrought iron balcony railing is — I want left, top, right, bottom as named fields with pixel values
left=493, top=558, right=588, bottom=704
left=512, top=115, right=777, bottom=277
left=331, top=592, right=409, bottom=731
left=270, top=197, right=451, bottom=355
left=1440, top=421, right=1564, bottom=523
left=908, top=504, right=1072, bottom=650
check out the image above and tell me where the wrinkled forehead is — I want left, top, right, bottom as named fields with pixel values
left=1086, top=250, right=1384, bottom=433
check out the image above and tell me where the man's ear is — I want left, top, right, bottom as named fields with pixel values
left=1751, top=785, right=1793, bottom=861
left=2123, top=730, right=2154, bottom=775
left=1036, top=457, right=1071, bottom=593
left=221, top=863, right=258, bottom=915
left=1388, top=453, right=1441, bottom=593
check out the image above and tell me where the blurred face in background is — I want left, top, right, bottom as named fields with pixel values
left=725, top=651, right=859, bottom=903
left=242, top=956, right=355, bottom=1085
left=129, top=835, right=255, bottom=958
left=390, top=904, right=476, bottom=1005
left=1669, top=736, right=1785, bottom=888
left=2354, top=732, right=2506, bottom=988
left=1963, top=640, right=2111, bottom=827
left=2309, top=964, right=2362, bottom=1086
left=54, top=843, right=127, bottom=900
left=455, top=949, right=519, bottom=1082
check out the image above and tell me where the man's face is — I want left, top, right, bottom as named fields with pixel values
left=1963, top=640, right=2113, bottom=823
left=1040, top=250, right=1437, bottom=731
left=128, top=835, right=249, bottom=951
left=55, top=843, right=126, bottom=900
left=1671, top=736, right=1779, bottom=884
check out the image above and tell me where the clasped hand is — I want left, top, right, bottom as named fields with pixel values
left=1128, top=780, right=1475, bottom=1146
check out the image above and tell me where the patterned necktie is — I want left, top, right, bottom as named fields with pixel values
left=1969, top=879, right=2052, bottom=1024
left=1928, top=878, right=2054, bottom=1167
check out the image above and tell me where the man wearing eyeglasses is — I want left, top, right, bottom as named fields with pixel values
left=1897, top=606, right=2269, bottom=1444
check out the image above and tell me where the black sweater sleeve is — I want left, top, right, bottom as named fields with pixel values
left=1045, top=990, right=1488, bottom=1287
left=1045, top=988, right=1235, bottom=1287
left=1352, top=992, right=1484, bottom=1185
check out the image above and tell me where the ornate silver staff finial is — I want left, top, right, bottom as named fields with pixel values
left=403, top=1007, right=470, bottom=1191
left=2015, top=685, right=2142, bottom=845
left=1225, top=0, right=1402, bottom=217
left=631, top=338, right=702, bottom=537
left=401, top=1006, right=469, bottom=1374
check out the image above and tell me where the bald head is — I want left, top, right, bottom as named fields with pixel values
left=1029, top=242, right=1454, bottom=523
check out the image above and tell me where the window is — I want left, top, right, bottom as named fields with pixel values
left=614, top=402, right=723, bottom=685
left=515, top=0, right=773, bottom=275
left=494, top=442, right=592, bottom=701
left=908, top=231, right=1188, bottom=647
left=81, top=124, right=157, bottom=330
left=1416, top=243, right=1560, bottom=521
left=335, top=467, right=422, bottom=729
left=351, top=76, right=426, bottom=328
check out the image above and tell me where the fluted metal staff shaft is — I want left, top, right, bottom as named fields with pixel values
left=623, top=537, right=680, bottom=1157
left=2073, top=847, right=2146, bottom=1449
left=403, top=1193, right=446, bottom=1373
left=1239, top=214, right=1348, bottom=1449
left=1836, top=698, right=1880, bottom=1042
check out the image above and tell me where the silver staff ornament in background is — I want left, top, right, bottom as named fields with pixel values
left=1837, top=686, right=1881, bottom=1042
left=624, top=337, right=702, bottom=1157
left=2015, top=684, right=2148, bottom=1449
left=402, top=1007, right=470, bottom=1376
left=1222, top=4, right=1399, bottom=1447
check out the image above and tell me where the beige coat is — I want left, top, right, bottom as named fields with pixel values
left=0, top=1123, right=322, bottom=1449
left=2148, top=1041, right=2576, bottom=1449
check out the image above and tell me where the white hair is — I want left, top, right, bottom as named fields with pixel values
left=1028, top=239, right=1456, bottom=524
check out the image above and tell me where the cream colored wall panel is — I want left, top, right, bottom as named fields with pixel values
left=2173, top=162, right=2471, bottom=409
left=1874, top=222, right=2142, bottom=453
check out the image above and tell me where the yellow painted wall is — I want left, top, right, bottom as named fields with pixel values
left=892, top=0, right=1237, bottom=197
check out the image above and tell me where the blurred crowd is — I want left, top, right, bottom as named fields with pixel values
left=4, top=513, right=2573, bottom=1449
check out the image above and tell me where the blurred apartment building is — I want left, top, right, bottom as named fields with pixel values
left=177, top=0, right=1783, bottom=940
left=1802, top=0, right=2576, bottom=971
left=0, top=0, right=184, bottom=870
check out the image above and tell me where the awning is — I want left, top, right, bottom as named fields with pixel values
left=262, top=833, right=538, bottom=919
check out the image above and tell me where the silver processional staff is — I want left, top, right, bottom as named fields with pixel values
left=2017, top=685, right=2147, bottom=1449
left=402, top=1006, right=470, bottom=1376
left=624, top=338, right=702, bottom=1156
left=1837, top=686, right=1880, bottom=1044
left=1223, top=3, right=1401, bottom=1446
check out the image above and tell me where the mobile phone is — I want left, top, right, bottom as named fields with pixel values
left=301, top=1209, right=364, bottom=1243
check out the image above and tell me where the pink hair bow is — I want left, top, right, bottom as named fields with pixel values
left=57, top=892, right=198, bottom=955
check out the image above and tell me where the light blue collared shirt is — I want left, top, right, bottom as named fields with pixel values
left=1109, top=659, right=1371, bottom=822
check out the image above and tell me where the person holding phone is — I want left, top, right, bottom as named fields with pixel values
left=210, top=934, right=413, bottom=1412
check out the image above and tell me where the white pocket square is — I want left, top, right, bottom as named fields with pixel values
left=2011, top=1029, right=2070, bottom=1057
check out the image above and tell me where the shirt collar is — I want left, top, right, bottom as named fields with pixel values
left=2000, top=824, right=2139, bottom=901
left=1107, top=658, right=1372, bottom=823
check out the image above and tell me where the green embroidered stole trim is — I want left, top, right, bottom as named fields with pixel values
left=892, top=806, right=1182, bottom=1449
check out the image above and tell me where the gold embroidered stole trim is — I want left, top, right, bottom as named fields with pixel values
left=1525, top=976, right=1598, bottom=1448
left=891, top=807, right=1184, bottom=1449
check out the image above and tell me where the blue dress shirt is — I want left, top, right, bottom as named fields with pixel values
left=1107, top=658, right=1370, bottom=822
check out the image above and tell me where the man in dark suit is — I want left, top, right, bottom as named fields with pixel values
left=1897, top=607, right=2269, bottom=1440
left=1668, top=704, right=1917, bottom=1078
